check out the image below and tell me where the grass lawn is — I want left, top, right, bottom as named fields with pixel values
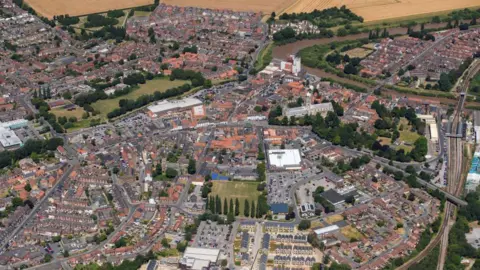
left=91, top=78, right=187, bottom=117
left=325, top=214, right=344, bottom=224
left=51, top=106, right=86, bottom=119
left=396, top=118, right=420, bottom=152
left=254, top=42, right=273, bottom=73
left=340, top=225, right=364, bottom=240
left=378, top=136, right=392, bottom=146
left=133, top=10, right=151, bottom=17
left=211, top=181, right=261, bottom=216
left=470, top=72, right=480, bottom=93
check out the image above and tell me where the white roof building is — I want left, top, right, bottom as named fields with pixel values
left=268, top=149, right=302, bottom=170
left=285, top=102, right=333, bottom=118
left=0, top=127, right=22, bottom=148
left=147, top=97, right=202, bottom=117
left=314, top=225, right=339, bottom=236
left=179, top=247, right=220, bottom=270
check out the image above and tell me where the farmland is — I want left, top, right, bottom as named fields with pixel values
left=91, top=78, right=187, bottom=117
left=282, top=0, right=480, bottom=22
left=23, top=0, right=152, bottom=18
left=210, top=181, right=261, bottom=216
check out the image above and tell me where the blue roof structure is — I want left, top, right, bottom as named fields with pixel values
left=270, top=203, right=289, bottom=214
left=211, top=173, right=229, bottom=180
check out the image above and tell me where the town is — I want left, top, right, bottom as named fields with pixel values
left=0, top=0, right=479, bottom=270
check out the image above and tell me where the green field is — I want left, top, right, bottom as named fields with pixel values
left=51, top=106, right=86, bottom=119
left=211, top=181, right=261, bottom=216
left=397, top=118, right=420, bottom=152
left=91, top=78, right=187, bottom=117
left=254, top=43, right=273, bottom=73
left=470, top=72, right=480, bottom=94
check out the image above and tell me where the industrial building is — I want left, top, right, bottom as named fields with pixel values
left=465, top=151, right=480, bottom=193
left=0, top=119, right=28, bottom=149
left=474, top=111, right=480, bottom=143
left=267, top=149, right=302, bottom=170
left=285, top=102, right=333, bottom=118
left=147, top=97, right=202, bottom=118
left=179, top=247, right=220, bottom=270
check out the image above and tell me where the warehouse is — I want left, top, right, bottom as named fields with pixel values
left=179, top=247, right=220, bottom=270
left=147, top=97, right=202, bottom=118
left=0, top=126, right=22, bottom=149
left=268, top=149, right=302, bottom=170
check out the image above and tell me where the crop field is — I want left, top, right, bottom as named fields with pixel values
left=282, top=0, right=480, bottom=22
left=24, top=0, right=151, bottom=18
left=211, top=181, right=261, bottom=216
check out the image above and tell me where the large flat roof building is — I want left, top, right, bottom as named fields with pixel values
left=268, top=149, right=302, bottom=170
left=147, top=97, right=202, bottom=118
left=0, top=126, right=22, bottom=148
left=179, top=247, right=220, bottom=270
left=285, top=102, right=333, bottom=118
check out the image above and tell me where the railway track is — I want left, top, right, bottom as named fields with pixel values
left=397, top=60, right=480, bottom=270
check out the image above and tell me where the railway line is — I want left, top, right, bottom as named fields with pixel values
left=397, top=59, right=480, bottom=270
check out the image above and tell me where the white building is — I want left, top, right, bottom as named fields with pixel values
left=0, top=126, right=22, bottom=148
left=417, top=114, right=438, bottom=143
left=268, top=149, right=302, bottom=170
left=281, top=54, right=301, bottom=76
left=286, top=102, right=333, bottom=118
left=179, top=247, right=220, bottom=270
left=314, top=225, right=339, bottom=238
left=147, top=97, right=202, bottom=118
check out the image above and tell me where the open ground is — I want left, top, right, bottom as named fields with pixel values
left=91, top=78, right=187, bottom=117
left=24, top=0, right=151, bottom=18
left=210, top=181, right=261, bottom=216
left=282, top=0, right=480, bottom=22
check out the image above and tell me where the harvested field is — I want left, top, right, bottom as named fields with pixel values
left=162, top=0, right=296, bottom=14
left=282, top=0, right=480, bottom=22
left=24, top=0, right=151, bottom=18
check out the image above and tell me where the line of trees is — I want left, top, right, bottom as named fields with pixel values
left=0, top=138, right=63, bottom=169
left=279, top=6, right=363, bottom=27
left=206, top=194, right=269, bottom=218
left=84, top=14, right=118, bottom=28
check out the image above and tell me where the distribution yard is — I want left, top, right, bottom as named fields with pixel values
left=211, top=181, right=261, bottom=216
left=91, top=78, right=187, bottom=117
left=23, top=0, right=151, bottom=18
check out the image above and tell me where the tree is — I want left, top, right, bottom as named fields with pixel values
left=244, top=199, right=250, bottom=217
left=229, top=198, right=234, bottom=214
left=209, top=196, right=215, bottom=213
left=223, top=198, right=228, bottom=215
left=43, top=254, right=52, bottom=263
left=250, top=201, right=256, bottom=218
left=12, top=197, right=23, bottom=208
left=235, top=198, right=240, bottom=216
left=216, top=195, right=221, bottom=214
left=227, top=212, right=235, bottom=224
left=187, top=159, right=196, bottom=175
left=165, top=168, right=178, bottom=178
left=298, top=220, right=311, bottom=230
left=24, top=183, right=32, bottom=192
left=112, top=166, right=119, bottom=175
